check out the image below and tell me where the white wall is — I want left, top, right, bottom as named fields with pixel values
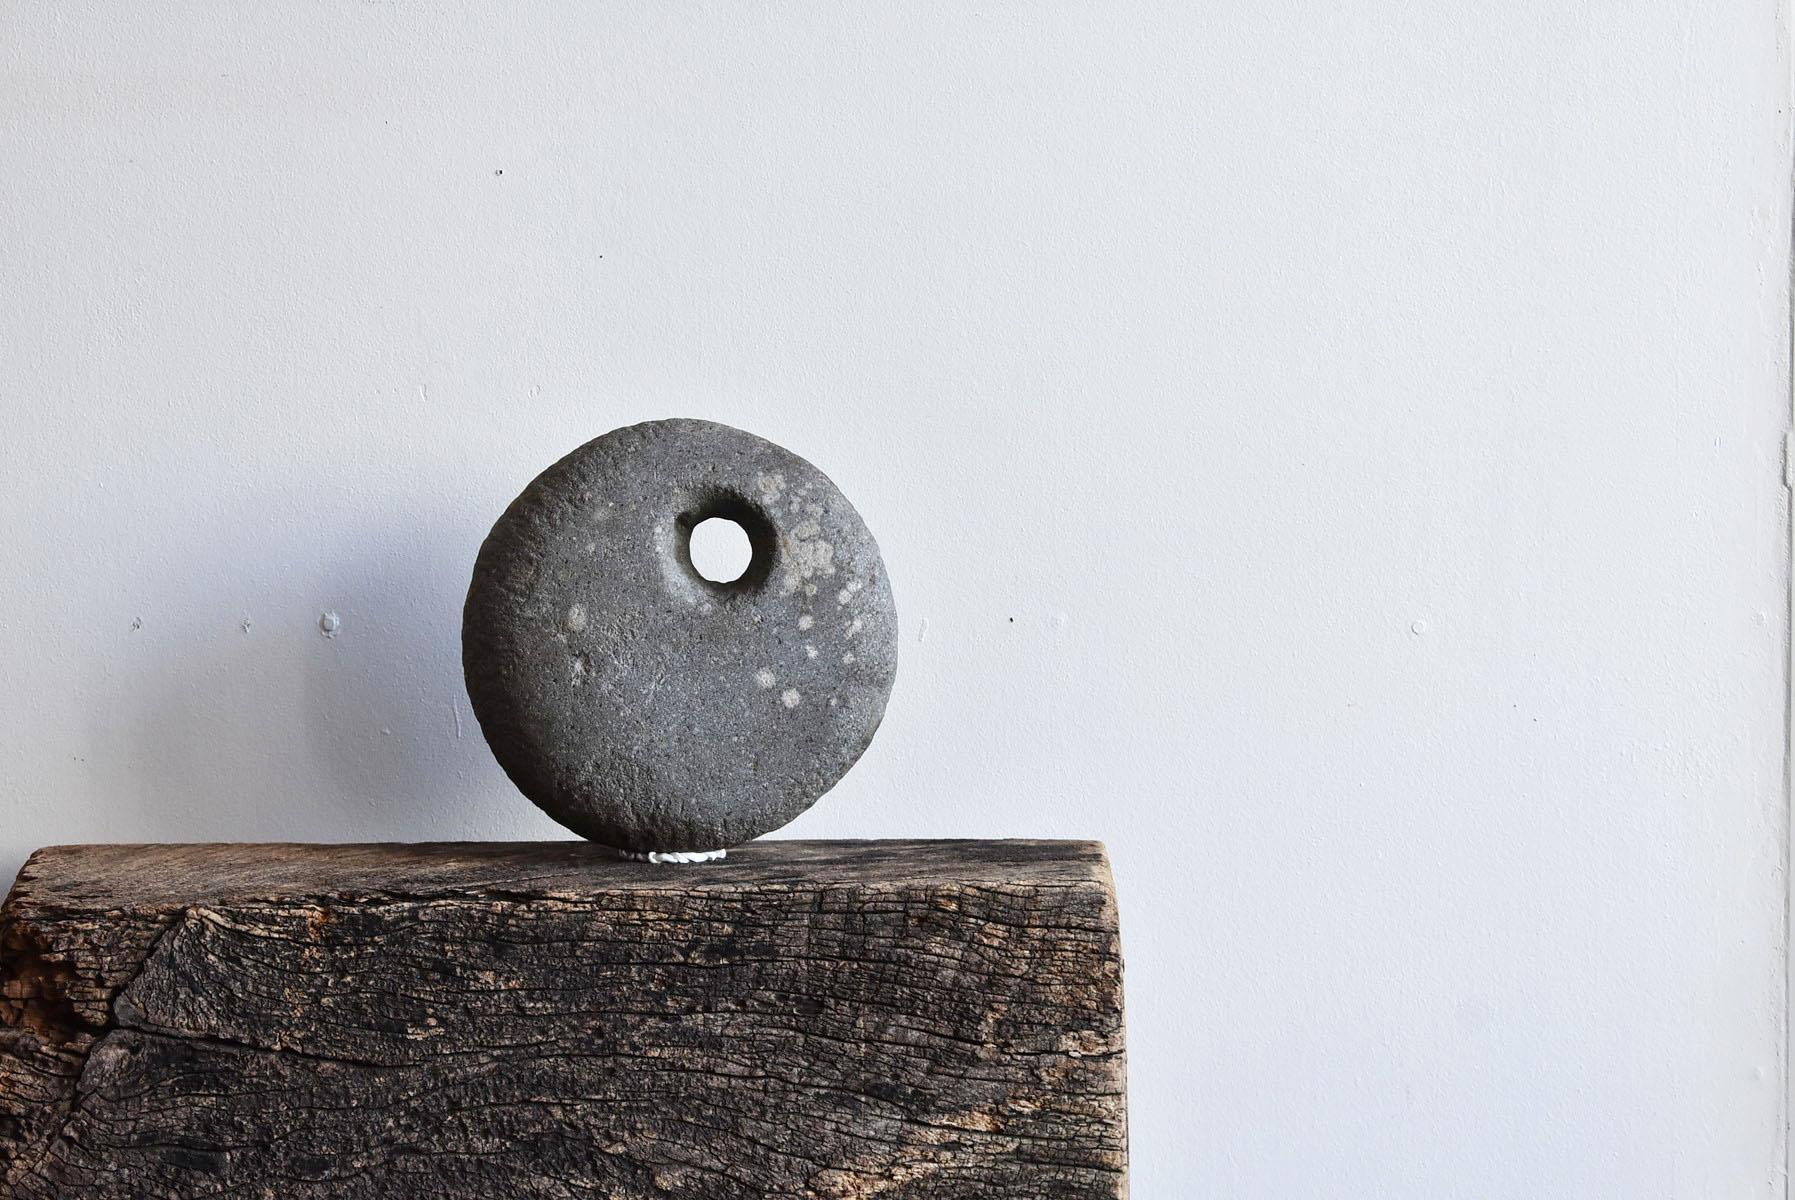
left=2, top=3, right=1789, bottom=1194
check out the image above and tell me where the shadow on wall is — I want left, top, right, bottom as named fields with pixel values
left=97, top=494, right=516, bottom=851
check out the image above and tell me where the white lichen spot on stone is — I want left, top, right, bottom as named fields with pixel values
left=755, top=668, right=777, bottom=689
left=805, top=644, right=818, bottom=659
left=837, top=588, right=851, bottom=604
left=778, top=516, right=836, bottom=596
left=781, top=688, right=802, bottom=708
left=798, top=613, right=814, bottom=631
left=756, top=471, right=787, bottom=506
left=570, top=656, right=589, bottom=685
left=567, top=604, right=587, bottom=631
left=584, top=541, right=596, bottom=554
left=843, top=652, right=856, bottom=665
left=828, top=696, right=838, bottom=707
left=845, top=617, right=863, bottom=637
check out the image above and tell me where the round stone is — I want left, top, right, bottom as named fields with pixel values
left=462, top=418, right=898, bottom=853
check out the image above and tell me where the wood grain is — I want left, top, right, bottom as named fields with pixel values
left=0, top=840, right=1126, bottom=1198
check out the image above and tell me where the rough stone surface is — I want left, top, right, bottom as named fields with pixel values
left=0, top=839, right=1127, bottom=1198
left=463, top=419, right=898, bottom=853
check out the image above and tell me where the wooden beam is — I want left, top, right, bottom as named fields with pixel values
left=1, top=840, right=1126, bottom=1198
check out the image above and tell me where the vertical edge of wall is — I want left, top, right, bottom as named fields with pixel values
left=1783, top=3, right=1795, bottom=1186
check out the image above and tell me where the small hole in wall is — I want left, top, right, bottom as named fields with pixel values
left=689, top=517, right=754, bottom=584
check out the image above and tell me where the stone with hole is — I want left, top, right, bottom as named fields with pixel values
left=462, top=418, right=898, bottom=854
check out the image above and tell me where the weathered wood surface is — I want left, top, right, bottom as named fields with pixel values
left=0, top=839, right=1125, bottom=1198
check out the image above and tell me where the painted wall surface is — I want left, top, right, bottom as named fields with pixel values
left=2, top=4, right=1789, bottom=1194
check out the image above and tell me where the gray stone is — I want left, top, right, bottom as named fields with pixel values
left=462, top=418, right=898, bottom=853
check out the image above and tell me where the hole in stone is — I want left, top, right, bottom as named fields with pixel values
left=674, top=492, right=778, bottom=592
left=689, top=517, right=754, bottom=584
